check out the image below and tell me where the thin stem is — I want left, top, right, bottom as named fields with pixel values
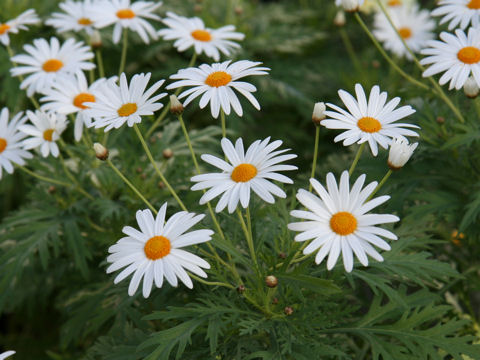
left=189, top=274, right=235, bottom=289
left=308, top=126, right=320, bottom=191
left=118, top=28, right=128, bottom=77
left=368, top=169, right=393, bottom=200
left=237, top=208, right=258, bottom=270
left=58, top=152, right=95, bottom=201
left=106, top=159, right=157, bottom=214
left=339, top=28, right=364, bottom=80
left=96, top=49, right=105, bottom=78
left=133, top=124, right=187, bottom=211
left=354, top=13, right=429, bottom=91
left=349, top=142, right=365, bottom=176
left=17, top=165, right=72, bottom=188
left=220, top=109, right=227, bottom=138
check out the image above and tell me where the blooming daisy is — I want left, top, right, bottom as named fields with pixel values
left=167, top=60, right=270, bottom=118
left=46, top=0, right=99, bottom=35
left=84, top=72, right=166, bottom=131
left=106, top=203, right=213, bottom=297
left=0, top=351, right=15, bottom=360
left=431, top=0, right=480, bottom=30
left=322, top=83, right=419, bottom=156
left=373, top=5, right=435, bottom=59
left=0, top=108, right=33, bottom=179
left=288, top=171, right=400, bottom=272
left=19, top=110, right=68, bottom=158
left=91, top=0, right=161, bottom=44
left=191, top=137, right=297, bottom=213
left=0, top=9, right=39, bottom=46
left=421, top=28, right=480, bottom=90
left=158, top=12, right=245, bottom=61
left=40, top=72, right=113, bottom=141
left=10, top=37, right=95, bottom=96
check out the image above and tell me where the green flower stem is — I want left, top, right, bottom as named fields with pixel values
left=374, top=0, right=465, bottom=124
left=133, top=124, right=187, bottom=211
left=348, top=142, right=365, bottom=176
left=367, top=169, right=393, bottom=200
left=339, top=28, right=364, bottom=80
left=354, top=13, right=429, bottom=91
left=189, top=274, right=235, bottom=289
left=17, top=165, right=72, bottom=188
left=96, top=49, right=105, bottom=78
left=308, top=125, right=321, bottom=191
left=220, top=109, right=227, bottom=139
left=106, top=159, right=157, bottom=214
left=237, top=207, right=259, bottom=270
left=118, top=28, right=128, bottom=77
left=58, top=151, right=95, bottom=201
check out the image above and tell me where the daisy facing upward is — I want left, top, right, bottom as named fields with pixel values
left=46, top=0, right=99, bottom=35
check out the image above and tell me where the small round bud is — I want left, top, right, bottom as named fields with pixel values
left=47, top=185, right=56, bottom=194
left=194, top=4, right=202, bottom=12
left=237, top=284, right=245, bottom=294
left=312, top=102, right=326, bottom=125
left=334, top=11, right=346, bottom=26
left=341, top=0, right=361, bottom=12
left=278, top=252, right=286, bottom=259
left=272, top=297, right=279, bottom=305
left=234, top=6, right=244, bottom=15
left=464, top=76, right=479, bottom=98
left=90, top=30, right=102, bottom=49
left=93, top=142, right=109, bottom=161
left=436, top=116, right=445, bottom=124
left=140, top=173, right=147, bottom=180
left=284, top=306, right=294, bottom=316
left=387, top=138, right=418, bottom=170
left=372, top=60, right=380, bottom=69
left=136, top=166, right=143, bottom=173
left=265, top=275, right=278, bottom=288
left=157, top=181, right=165, bottom=189
left=163, top=148, right=173, bottom=159
left=170, top=95, right=184, bottom=115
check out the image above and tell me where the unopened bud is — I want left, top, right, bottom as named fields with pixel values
left=272, top=297, right=279, bottom=304
left=93, top=142, right=108, bottom=160
left=157, top=181, right=165, bottom=189
left=334, top=11, right=346, bottom=26
left=237, top=284, right=245, bottom=294
left=278, top=252, right=286, bottom=259
left=48, top=185, right=56, bottom=194
left=312, top=102, right=326, bottom=125
left=163, top=148, right=173, bottom=159
left=90, top=30, right=102, bottom=49
left=436, top=116, right=445, bottom=124
left=234, top=6, right=244, bottom=15
left=284, top=306, right=294, bottom=315
left=388, top=138, right=418, bottom=170
left=464, top=76, right=479, bottom=98
left=341, top=0, right=362, bottom=12
left=265, top=275, right=278, bottom=288
left=169, top=95, right=184, bottom=115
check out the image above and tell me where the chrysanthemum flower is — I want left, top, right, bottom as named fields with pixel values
left=288, top=171, right=399, bottom=272
left=106, top=203, right=213, bottom=298
left=46, top=0, right=99, bottom=35
left=0, top=108, right=33, bottom=179
left=10, top=37, right=95, bottom=96
left=158, top=12, right=244, bottom=61
left=91, top=0, right=161, bottom=44
left=431, top=0, right=480, bottom=30
left=40, top=72, right=113, bottom=141
left=421, top=28, right=480, bottom=90
left=191, top=137, right=297, bottom=213
left=0, top=9, right=39, bottom=46
left=20, top=110, right=68, bottom=158
left=0, top=351, right=15, bottom=360
left=84, top=72, right=166, bottom=131
left=167, top=60, right=270, bottom=118
left=373, top=5, right=435, bottom=59
left=322, top=84, right=419, bottom=156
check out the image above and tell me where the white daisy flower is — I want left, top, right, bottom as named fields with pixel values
left=10, top=37, right=95, bottom=96
left=46, top=0, right=99, bottom=35
left=421, top=28, right=480, bottom=90
left=84, top=72, right=166, bottom=131
left=19, top=110, right=68, bottom=158
left=0, top=9, right=39, bottom=46
left=91, top=0, right=161, bottom=44
left=431, top=0, right=480, bottom=30
left=388, top=137, right=418, bottom=169
left=373, top=5, right=435, bottom=60
left=191, top=137, right=297, bottom=213
left=288, top=171, right=400, bottom=272
left=0, top=351, right=15, bottom=360
left=40, top=72, right=114, bottom=141
left=322, top=83, right=419, bottom=156
left=158, top=12, right=245, bottom=61
left=0, top=108, right=33, bottom=179
left=335, top=0, right=365, bottom=12
left=167, top=60, right=270, bottom=119
left=106, top=203, right=213, bottom=298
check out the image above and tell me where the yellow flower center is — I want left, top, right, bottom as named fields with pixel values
left=77, top=17, right=92, bottom=25
left=357, top=116, right=382, bottom=133
left=73, top=92, right=95, bottom=109
left=387, top=0, right=402, bottom=6
left=116, top=9, right=135, bottom=19
left=0, top=138, right=7, bottom=153
left=398, top=27, right=412, bottom=39
left=144, top=235, right=171, bottom=260
left=191, top=29, right=212, bottom=42
left=0, top=24, right=11, bottom=35
left=42, top=59, right=64, bottom=72
left=205, top=71, right=232, bottom=87
left=330, top=211, right=357, bottom=236
left=117, top=103, right=137, bottom=117
left=43, top=129, right=54, bottom=142
left=457, top=46, right=480, bottom=64
left=231, top=163, right=257, bottom=182
left=467, top=0, right=480, bottom=9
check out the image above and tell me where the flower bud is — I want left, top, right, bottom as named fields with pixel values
left=312, top=102, right=326, bottom=125
left=237, top=284, right=245, bottom=294
left=169, top=95, right=184, bottom=115
left=284, top=306, right=294, bottom=315
left=387, top=138, right=417, bottom=170
left=90, top=30, right=102, bottom=49
left=163, top=148, right=173, bottom=159
left=265, top=275, right=278, bottom=288
left=464, top=76, right=479, bottom=98
left=334, top=11, right=346, bottom=26
left=341, top=0, right=361, bottom=12
left=93, top=142, right=108, bottom=161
